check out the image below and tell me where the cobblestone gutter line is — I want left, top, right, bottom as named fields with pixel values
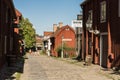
left=53, top=57, right=120, bottom=80
left=98, top=69, right=120, bottom=80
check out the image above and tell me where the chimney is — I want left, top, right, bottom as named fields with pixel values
left=58, top=22, right=63, bottom=28
left=53, top=24, right=57, bottom=32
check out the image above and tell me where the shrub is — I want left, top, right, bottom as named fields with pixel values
left=56, top=44, right=75, bottom=58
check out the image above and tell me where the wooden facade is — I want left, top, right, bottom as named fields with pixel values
left=50, top=25, right=76, bottom=57
left=0, top=0, right=17, bottom=68
left=13, top=9, right=22, bottom=57
left=81, top=0, right=120, bottom=68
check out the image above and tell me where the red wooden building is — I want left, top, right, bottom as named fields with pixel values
left=81, top=0, right=120, bottom=68
left=50, top=25, right=76, bottom=57
left=0, top=0, right=17, bottom=68
left=13, top=9, right=22, bottom=57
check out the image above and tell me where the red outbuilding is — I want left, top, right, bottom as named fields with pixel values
left=50, top=25, right=76, bottom=57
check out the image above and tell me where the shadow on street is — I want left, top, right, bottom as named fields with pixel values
left=0, top=56, right=27, bottom=80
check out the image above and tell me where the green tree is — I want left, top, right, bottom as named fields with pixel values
left=19, top=17, right=36, bottom=50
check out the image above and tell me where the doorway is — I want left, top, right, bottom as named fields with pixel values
left=100, top=33, right=108, bottom=68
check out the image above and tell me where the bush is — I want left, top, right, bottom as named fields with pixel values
left=56, top=44, right=76, bottom=58
left=40, top=50, right=46, bottom=55
left=56, top=46, right=62, bottom=57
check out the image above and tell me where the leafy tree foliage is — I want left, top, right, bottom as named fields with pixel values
left=19, top=17, right=36, bottom=49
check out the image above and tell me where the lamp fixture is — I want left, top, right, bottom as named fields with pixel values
left=86, top=16, right=100, bottom=35
left=89, top=29, right=100, bottom=35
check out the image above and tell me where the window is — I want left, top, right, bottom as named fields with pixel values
left=87, top=10, right=93, bottom=25
left=65, top=28, right=69, bottom=31
left=89, top=10, right=93, bottom=22
left=100, top=1, right=106, bottom=23
left=86, top=10, right=93, bottom=29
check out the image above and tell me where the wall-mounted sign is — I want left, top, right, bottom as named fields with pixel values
left=62, top=38, right=72, bottom=41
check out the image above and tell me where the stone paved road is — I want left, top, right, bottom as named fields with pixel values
left=20, top=53, right=112, bottom=80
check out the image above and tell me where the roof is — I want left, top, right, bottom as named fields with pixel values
left=80, top=0, right=90, bottom=6
left=51, top=25, right=75, bottom=37
left=44, top=32, right=53, bottom=36
left=15, top=9, right=22, bottom=17
left=14, top=9, right=22, bottom=24
left=36, top=36, right=43, bottom=43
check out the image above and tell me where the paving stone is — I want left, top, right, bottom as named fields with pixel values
left=20, top=53, right=113, bottom=80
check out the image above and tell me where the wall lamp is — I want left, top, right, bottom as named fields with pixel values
left=86, top=17, right=100, bottom=35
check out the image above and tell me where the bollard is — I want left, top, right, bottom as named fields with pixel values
left=85, top=55, right=92, bottom=66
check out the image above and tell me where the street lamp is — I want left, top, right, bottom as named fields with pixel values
left=61, top=35, right=64, bottom=58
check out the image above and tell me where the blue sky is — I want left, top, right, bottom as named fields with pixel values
left=13, top=0, right=84, bottom=35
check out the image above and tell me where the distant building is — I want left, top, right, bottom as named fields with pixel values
left=35, top=35, right=43, bottom=50
left=43, top=22, right=76, bottom=57
left=43, top=22, right=63, bottom=56
left=43, top=32, right=53, bottom=56
left=50, top=25, right=76, bottom=57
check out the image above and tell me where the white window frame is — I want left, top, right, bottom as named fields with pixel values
left=100, top=1, right=106, bottom=23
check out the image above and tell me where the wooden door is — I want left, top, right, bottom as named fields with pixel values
left=100, top=35, right=108, bottom=68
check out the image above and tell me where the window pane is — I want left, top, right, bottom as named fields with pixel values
left=100, top=1, right=106, bottom=22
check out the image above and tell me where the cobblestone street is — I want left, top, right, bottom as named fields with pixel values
left=20, top=53, right=114, bottom=80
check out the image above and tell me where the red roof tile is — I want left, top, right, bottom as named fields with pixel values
left=51, top=25, right=75, bottom=37
left=44, top=32, right=53, bottom=36
left=15, top=9, right=22, bottom=17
